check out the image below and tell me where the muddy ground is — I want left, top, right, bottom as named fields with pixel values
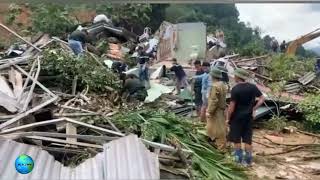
left=247, top=129, right=320, bottom=180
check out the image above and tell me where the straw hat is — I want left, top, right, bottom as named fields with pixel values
left=234, top=68, right=250, bottom=80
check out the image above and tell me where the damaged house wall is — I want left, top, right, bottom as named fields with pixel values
left=157, top=22, right=206, bottom=64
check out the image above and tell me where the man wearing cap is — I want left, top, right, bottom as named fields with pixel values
left=192, top=60, right=204, bottom=117
left=227, top=68, right=265, bottom=166
left=207, top=67, right=227, bottom=149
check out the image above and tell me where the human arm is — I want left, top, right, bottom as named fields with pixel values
left=252, top=86, right=265, bottom=112
left=227, top=101, right=236, bottom=124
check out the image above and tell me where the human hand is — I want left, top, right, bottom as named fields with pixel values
left=252, top=111, right=256, bottom=119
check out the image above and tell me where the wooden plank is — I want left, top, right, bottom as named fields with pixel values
left=0, top=131, right=117, bottom=142
left=64, top=117, right=125, bottom=137
left=0, top=23, right=42, bottom=52
left=0, top=96, right=59, bottom=129
left=25, top=136, right=103, bottom=148
left=0, top=118, right=64, bottom=134
left=66, top=123, right=77, bottom=144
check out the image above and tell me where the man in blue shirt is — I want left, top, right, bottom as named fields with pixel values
left=193, top=62, right=212, bottom=122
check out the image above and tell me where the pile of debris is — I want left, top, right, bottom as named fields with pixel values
left=0, top=21, right=247, bottom=180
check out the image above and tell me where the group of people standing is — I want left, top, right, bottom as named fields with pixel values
left=180, top=60, right=266, bottom=166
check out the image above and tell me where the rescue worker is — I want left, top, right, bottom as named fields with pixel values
left=280, top=40, right=287, bottom=52
left=68, top=28, right=91, bottom=56
left=170, top=58, right=188, bottom=95
left=227, top=68, right=265, bottom=166
left=206, top=67, right=227, bottom=149
left=121, top=74, right=147, bottom=102
left=193, top=60, right=204, bottom=117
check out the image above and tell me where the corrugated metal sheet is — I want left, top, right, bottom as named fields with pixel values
left=157, top=21, right=177, bottom=62
left=0, top=134, right=159, bottom=180
left=285, top=83, right=301, bottom=94
left=298, top=72, right=316, bottom=85
left=104, top=134, right=160, bottom=179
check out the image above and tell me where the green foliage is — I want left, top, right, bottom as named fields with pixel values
left=269, top=54, right=315, bottom=81
left=5, top=4, right=22, bottom=25
left=96, top=4, right=153, bottom=33
left=238, top=40, right=266, bottom=57
left=30, top=4, right=77, bottom=36
left=112, top=109, right=246, bottom=180
left=298, top=94, right=320, bottom=132
left=41, top=48, right=120, bottom=93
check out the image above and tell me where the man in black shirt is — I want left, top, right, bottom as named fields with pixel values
left=227, top=68, right=265, bottom=166
left=193, top=60, right=204, bottom=117
left=170, top=58, right=188, bottom=94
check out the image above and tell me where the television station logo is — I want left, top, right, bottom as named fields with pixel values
left=15, top=154, right=34, bottom=174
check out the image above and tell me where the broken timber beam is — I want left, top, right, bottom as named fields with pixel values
left=25, top=136, right=103, bottom=149
left=0, top=96, right=59, bottom=130
left=0, top=23, right=42, bottom=52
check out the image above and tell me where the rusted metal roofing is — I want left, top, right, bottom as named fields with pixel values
left=285, top=83, right=301, bottom=94
left=298, top=72, right=316, bottom=85
left=0, top=134, right=159, bottom=180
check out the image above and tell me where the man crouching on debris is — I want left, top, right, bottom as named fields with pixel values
left=121, top=74, right=148, bottom=102
left=170, top=58, right=188, bottom=95
left=227, top=68, right=265, bottom=166
left=206, top=67, right=227, bottom=149
left=68, top=28, right=91, bottom=56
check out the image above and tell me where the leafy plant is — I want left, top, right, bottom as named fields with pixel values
left=269, top=54, right=315, bottom=81
left=238, top=40, right=266, bottom=57
left=298, top=94, right=320, bottom=132
left=5, top=3, right=22, bottom=25
left=30, top=4, right=77, bottom=36
left=110, top=109, right=246, bottom=180
left=41, top=48, right=120, bottom=93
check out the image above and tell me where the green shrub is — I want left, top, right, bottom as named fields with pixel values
left=298, top=94, right=320, bottom=132
left=41, top=48, right=120, bottom=93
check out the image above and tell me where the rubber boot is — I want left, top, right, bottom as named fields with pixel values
left=234, top=149, right=243, bottom=163
left=244, top=151, right=252, bottom=166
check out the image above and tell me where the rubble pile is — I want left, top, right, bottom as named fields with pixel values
left=0, top=22, right=246, bottom=180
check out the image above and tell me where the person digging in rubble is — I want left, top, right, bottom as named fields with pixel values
left=206, top=67, right=227, bottom=150
left=121, top=74, right=147, bottom=102
left=68, top=28, right=91, bottom=56
left=192, top=60, right=204, bottom=117
left=170, top=58, right=188, bottom=95
left=227, top=68, right=265, bottom=166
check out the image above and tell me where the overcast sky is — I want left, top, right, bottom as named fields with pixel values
left=236, top=4, right=320, bottom=49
